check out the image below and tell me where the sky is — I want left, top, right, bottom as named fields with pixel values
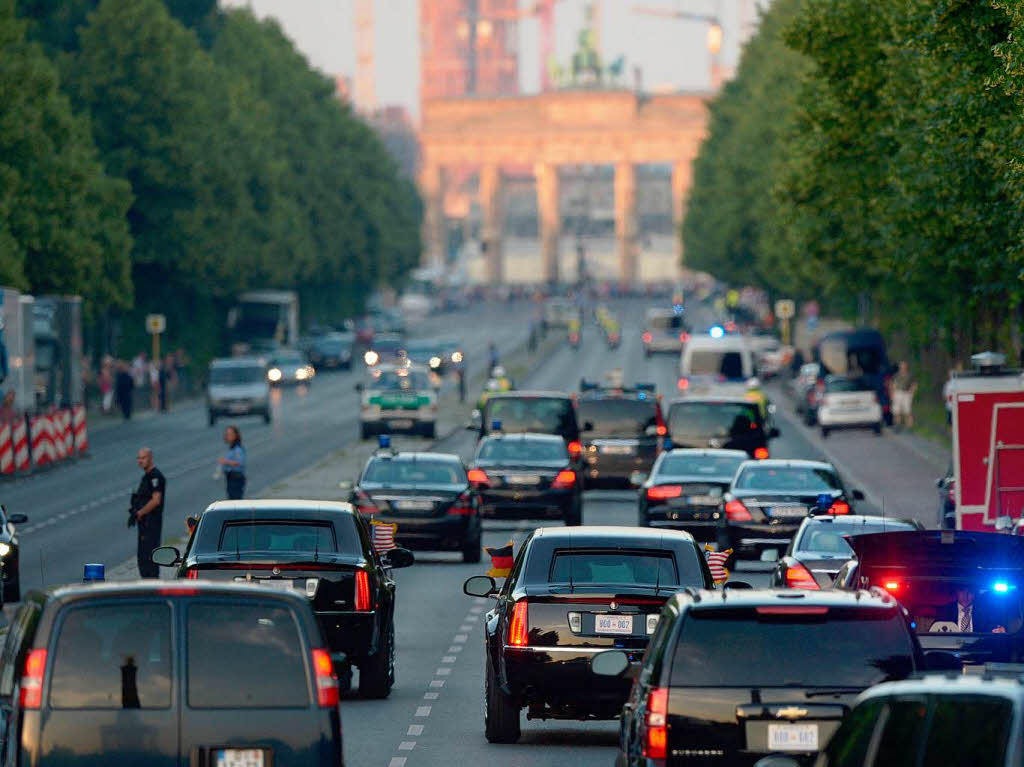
left=220, top=0, right=751, bottom=119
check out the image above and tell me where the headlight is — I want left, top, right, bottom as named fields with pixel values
left=267, top=368, right=282, bottom=382
left=364, top=350, right=379, bottom=365
left=451, top=351, right=463, bottom=363
left=429, top=356, right=442, bottom=368
left=295, top=368, right=308, bottom=380
left=0, top=542, right=11, bottom=557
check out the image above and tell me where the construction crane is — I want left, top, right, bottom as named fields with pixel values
left=484, top=0, right=565, bottom=92
left=633, top=3, right=723, bottom=54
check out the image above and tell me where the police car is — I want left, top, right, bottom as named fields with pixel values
left=356, top=363, right=438, bottom=440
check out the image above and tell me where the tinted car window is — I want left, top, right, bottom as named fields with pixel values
left=873, top=699, right=929, bottom=765
left=369, top=371, right=430, bottom=390
left=668, top=402, right=761, bottom=439
left=210, top=366, right=264, bottom=384
left=485, top=398, right=575, bottom=434
left=657, top=454, right=745, bottom=478
left=550, top=550, right=680, bottom=586
left=50, top=603, right=172, bottom=709
left=735, top=466, right=841, bottom=492
left=218, top=521, right=337, bottom=553
left=670, top=608, right=914, bottom=687
left=649, top=313, right=683, bottom=331
left=921, top=696, right=1011, bottom=767
left=188, top=602, right=308, bottom=708
left=825, top=377, right=871, bottom=393
left=477, top=439, right=567, bottom=462
left=363, top=459, right=465, bottom=485
left=577, top=400, right=657, bottom=437
left=688, top=350, right=745, bottom=379
left=271, top=353, right=304, bottom=366
left=797, top=523, right=912, bottom=555
left=821, top=700, right=883, bottom=767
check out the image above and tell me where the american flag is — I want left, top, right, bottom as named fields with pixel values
left=705, top=546, right=732, bottom=584
left=371, top=520, right=397, bottom=553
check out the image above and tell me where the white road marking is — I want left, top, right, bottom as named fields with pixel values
left=459, top=624, right=473, bottom=632
left=442, top=656, right=457, bottom=663
left=435, top=667, right=452, bottom=676
left=398, top=742, right=416, bottom=751
left=424, top=692, right=440, bottom=700
left=453, top=634, right=468, bottom=643
left=407, top=725, right=424, bottom=736
left=388, top=758, right=407, bottom=767
left=430, top=679, right=445, bottom=688
left=469, top=605, right=484, bottom=614
left=447, top=645, right=462, bottom=653
left=415, top=706, right=432, bottom=717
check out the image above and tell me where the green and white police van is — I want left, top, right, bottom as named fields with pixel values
left=357, top=363, right=438, bottom=440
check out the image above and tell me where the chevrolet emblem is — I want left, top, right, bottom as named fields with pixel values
left=610, top=601, right=619, bottom=610
left=776, top=707, right=808, bottom=719
left=272, top=566, right=281, bottom=575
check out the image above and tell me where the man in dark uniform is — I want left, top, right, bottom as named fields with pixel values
left=132, top=447, right=165, bottom=578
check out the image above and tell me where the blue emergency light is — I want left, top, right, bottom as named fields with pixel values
left=710, top=326, right=725, bottom=339
left=816, top=493, right=834, bottom=510
left=83, top=563, right=105, bottom=583
left=491, top=420, right=503, bottom=431
left=993, top=581, right=1012, bottom=594
left=378, top=434, right=391, bottom=449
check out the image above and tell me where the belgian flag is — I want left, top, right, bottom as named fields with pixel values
left=486, top=541, right=514, bottom=578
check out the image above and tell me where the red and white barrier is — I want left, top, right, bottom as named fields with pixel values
left=13, top=417, right=29, bottom=473
left=72, top=405, right=88, bottom=454
left=53, top=410, right=69, bottom=461
left=30, top=414, right=55, bottom=468
left=0, top=423, right=12, bottom=476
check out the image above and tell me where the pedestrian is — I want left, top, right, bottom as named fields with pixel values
left=158, top=355, right=173, bottom=412
left=488, top=342, right=499, bottom=374
left=148, top=358, right=160, bottom=411
left=457, top=365, right=466, bottom=403
left=891, top=360, right=918, bottom=429
left=131, top=447, right=165, bottom=578
left=217, top=425, right=246, bottom=500
left=98, top=356, right=113, bottom=414
left=115, top=360, right=134, bottom=420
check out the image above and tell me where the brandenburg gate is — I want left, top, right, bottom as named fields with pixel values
left=419, top=89, right=709, bottom=284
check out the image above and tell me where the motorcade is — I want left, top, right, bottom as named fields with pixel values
left=404, top=339, right=453, bottom=374
left=835, top=529, right=1024, bottom=668
left=471, top=391, right=583, bottom=462
left=153, top=499, right=413, bottom=698
left=206, top=356, right=271, bottom=426
left=576, top=381, right=665, bottom=487
left=768, top=514, right=921, bottom=590
left=463, top=526, right=714, bottom=743
left=362, top=333, right=406, bottom=367
left=347, top=445, right=481, bottom=563
left=356, top=364, right=438, bottom=440
left=678, top=334, right=756, bottom=396
left=642, top=308, right=688, bottom=356
left=664, top=396, right=778, bottom=458
left=467, top=432, right=583, bottom=525
left=815, top=328, right=893, bottom=425
left=0, top=505, right=27, bottom=604
left=594, top=589, right=922, bottom=766
left=0, top=580, right=344, bottom=767
left=308, top=331, right=355, bottom=370
left=721, top=459, right=866, bottom=559
left=636, top=448, right=747, bottom=541
left=816, top=375, right=883, bottom=437
left=267, top=349, right=315, bottom=386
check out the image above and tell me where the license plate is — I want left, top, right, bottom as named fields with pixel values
left=767, top=723, right=819, bottom=751
left=389, top=419, right=413, bottom=428
left=599, top=444, right=634, bottom=455
left=215, top=749, right=265, bottom=767
left=770, top=506, right=808, bottom=518
left=259, top=579, right=294, bottom=590
left=595, top=614, right=633, bottom=634
left=394, top=499, right=433, bottom=511
left=687, top=495, right=719, bottom=505
left=504, top=474, right=540, bottom=485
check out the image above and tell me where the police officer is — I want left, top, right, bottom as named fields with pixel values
left=132, top=447, right=165, bottom=578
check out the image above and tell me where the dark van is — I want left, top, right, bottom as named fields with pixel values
left=816, top=329, right=893, bottom=424
left=666, top=397, right=779, bottom=459
left=473, top=391, right=583, bottom=462
left=0, top=581, right=343, bottom=767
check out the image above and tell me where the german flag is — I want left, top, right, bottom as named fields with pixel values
left=486, top=541, right=515, bottom=578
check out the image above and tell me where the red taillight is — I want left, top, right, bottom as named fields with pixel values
left=882, top=579, right=901, bottom=593
left=724, top=499, right=752, bottom=521
left=677, top=377, right=689, bottom=391
left=828, top=500, right=851, bottom=515
left=679, top=332, right=690, bottom=344
left=643, top=687, right=669, bottom=760
left=784, top=562, right=820, bottom=590
left=447, top=492, right=476, bottom=516
left=467, top=467, right=490, bottom=486
left=355, top=490, right=378, bottom=515
left=354, top=570, right=372, bottom=611
left=567, top=441, right=582, bottom=459
left=552, top=469, right=577, bottom=489
left=19, top=649, right=46, bottom=709
left=656, top=425, right=667, bottom=437
left=508, top=601, right=529, bottom=647
left=753, top=446, right=770, bottom=460
left=185, top=568, right=199, bottom=579
left=312, top=648, right=340, bottom=707
left=647, top=485, right=682, bottom=501
left=643, top=331, right=653, bottom=343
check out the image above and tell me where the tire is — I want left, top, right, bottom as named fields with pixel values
left=359, top=623, right=395, bottom=699
left=462, top=537, right=482, bottom=564
left=821, top=427, right=830, bottom=439
left=485, top=656, right=521, bottom=743
left=873, top=422, right=883, bottom=435
left=3, top=573, right=20, bottom=604
left=424, top=422, right=437, bottom=440
left=565, top=495, right=583, bottom=526
left=208, top=411, right=216, bottom=427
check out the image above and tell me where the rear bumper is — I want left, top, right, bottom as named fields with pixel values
left=315, top=610, right=377, bottom=659
left=726, top=523, right=801, bottom=556
left=479, top=489, right=575, bottom=519
left=818, top=406, right=882, bottom=426
left=583, top=453, right=656, bottom=485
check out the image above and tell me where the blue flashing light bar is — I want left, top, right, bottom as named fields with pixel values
left=491, top=420, right=503, bottom=431
left=83, top=563, right=105, bottom=582
left=710, top=326, right=725, bottom=339
left=378, top=434, right=391, bottom=449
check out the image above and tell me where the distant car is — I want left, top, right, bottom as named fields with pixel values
left=793, top=361, right=823, bottom=424
left=541, top=297, right=579, bottom=330
left=721, top=459, right=865, bottom=559
left=468, top=432, right=583, bottom=525
left=594, top=588, right=922, bottom=766
left=817, top=375, right=884, bottom=437
left=816, top=328, right=894, bottom=425
left=664, top=396, right=778, bottom=458
left=404, top=340, right=450, bottom=374
left=350, top=449, right=482, bottom=563
left=308, top=331, right=354, bottom=370
left=637, top=448, right=747, bottom=541
left=576, top=384, right=665, bottom=487
left=463, top=525, right=714, bottom=743
left=0, top=580, right=345, bottom=767
left=0, top=505, right=27, bottom=603
left=642, top=308, right=687, bottom=356
left=155, top=499, right=413, bottom=698
left=473, top=391, right=583, bottom=463
left=363, top=333, right=406, bottom=367
left=678, top=334, right=755, bottom=397
left=267, top=350, right=315, bottom=386
left=206, top=357, right=271, bottom=426
left=769, top=513, right=921, bottom=589
left=357, top=364, right=437, bottom=440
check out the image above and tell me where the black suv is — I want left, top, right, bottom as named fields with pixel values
left=665, top=396, right=779, bottom=459
left=0, top=581, right=344, bottom=767
left=472, top=391, right=583, bottom=463
left=576, top=383, right=665, bottom=488
left=593, top=589, right=922, bottom=766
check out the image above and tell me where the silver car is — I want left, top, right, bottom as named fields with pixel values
left=207, top=357, right=271, bottom=426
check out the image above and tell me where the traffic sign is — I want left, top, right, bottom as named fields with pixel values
left=146, top=314, right=166, bottom=334
left=774, top=299, right=795, bottom=320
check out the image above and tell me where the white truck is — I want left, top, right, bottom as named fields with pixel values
left=227, top=290, right=299, bottom=354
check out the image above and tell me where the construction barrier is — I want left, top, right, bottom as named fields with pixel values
left=0, top=423, right=11, bottom=476
left=0, top=407, right=90, bottom=477
left=72, top=405, right=88, bottom=454
left=29, top=413, right=55, bottom=468
left=13, top=417, right=29, bottom=472
left=53, top=409, right=69, bottom=461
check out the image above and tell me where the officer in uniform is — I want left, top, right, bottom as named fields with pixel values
left=131, top=447, right=166, bottom=578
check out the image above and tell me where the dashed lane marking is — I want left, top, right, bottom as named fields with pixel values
left=429, top=679, right=445, bottom=688
left=398, top=742, right=416, bottom=751
left=424, top=692, right=440, bottom=700
left=435, top=667, right=452, bottom=676
left=453, top=634, right=468, bottom=643
left=447, top=645, right=462, bottom=653
left=415, top=706, right=432, bottom=717
left=442, top=656, right=457, bottom=663
left=388, top=758, right=407, bottom=767
left=407, top=725, right=424, bottom=736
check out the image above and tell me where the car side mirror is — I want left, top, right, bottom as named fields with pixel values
left=151, top=546, right=181, bottom=567
left=753, top=757, right=803, bottom=767
left=590, top=650, right=630, bottom=677
left=7, top=513, right=27, bottom=525
left=769, top=427, right=780, bottom=439
left=582, top=421, right=594, bottom=432
left=467, top=410, right=482, bottom=431
left=644, top=424, right=659, bottom=437
left=852, top=489, right=866, bottom=501
left=923, top=650, right=962, bottom=672
left=463, top=575, right=497, bottom=598
left=354, top=382, right=364, bottom=392
left=382, top=547, right=415, bottom=569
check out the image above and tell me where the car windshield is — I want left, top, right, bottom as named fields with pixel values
left=819, top=339, right=887, bottom=376
left=372, top=338, right=403, bottom=352
left=363, top=459, right=465, bottom=485
left=369, top=371, right=430, bottom=390
left=210, top=366, right=264, bottom=384
left=688, top=350, right=745, bottom=379
left=317, top=336, right=349, bottom=352
left=577, top=400, right=657, bottom=437
left=272, top=353, right=303, bottom=366
left=477, top=439, right=567, bottom=462
left=668, top=402, right=761, bottom=438
left=549, top=550, right=680, bottom=586
left=657, top=454, right=745, bottom=478
left=406, top=342, right=442, bottom=356
left=671, top=608, right=915, bottom=687
left=736, top=466, right=841, bottom=492
left=485, top=398, right=575, bottom=434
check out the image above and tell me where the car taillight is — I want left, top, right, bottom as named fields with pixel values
left=784, top=562, right=820, bottom=590
left=724, top=499, right=752, bottom=521
left=655, top=406, right=667, bottom=436
left=643, top=332, right=653, bottom=343
left=467, top=468, right=490, bottom=486
left=355, top=490, right=378, bottom=515
left=568, top=441, right=582, bottom=459
left=828, top=500, right=851, bottom=515
left=677, top=377, right=689, bottom=391
left=643, top=687, right=669, bottom=760
left=508, top=601, right=529, bottom=647
left=882, top=579, right=901, bottom=593
left=185, top=568, right=199, bottom=579
left=311, top=648, right=340, bottom=707
left=19, top=649, right=46, bottom=709
left=447, top=492, right=476, bottom=516
left=753, top=446, right=770, bottom=460
left=679, top=332, right=690, bottom=344
left=647, top=485, right=682, bottom=501
left=552, top=469, right=577, bottom=489
left=354, top=570, right=372, bottom=611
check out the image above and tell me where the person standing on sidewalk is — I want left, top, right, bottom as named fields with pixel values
left=132, top=447, right=165, bottom=578
left=115, top=360, right=134, bottom=420
left=217, top=425, right=246, bottom=499
left=891, top=360, right=918, bottom=429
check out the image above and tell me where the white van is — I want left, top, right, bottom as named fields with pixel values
left=678, top=336, right=755, bottom=396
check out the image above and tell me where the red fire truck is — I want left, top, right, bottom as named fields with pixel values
left=949, top=352, right=1024, bottom=531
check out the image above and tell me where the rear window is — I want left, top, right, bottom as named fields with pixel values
left=577, top=400, right=658, bottom=437
left=825, top=377, right=872, bottom=393
left=188, top=602, right=308, bottom=708
left=49, top=603, right=172, bottom=709
left=668, top=401, right=761, bottom=439
left=477, top=439, right=567, bottom=462
left=363, top=458, right=465, bottom=485
left=735, top=466, right=841, bottom=492
left=797, top=523, right=913, bottom=555
left=921, top=696, right=1012, bottom=766
left=687, top=350, right=745, bottom=379
left=658, top=453, right=745, bottom=478
left=648, top=313, right=684, bottom=331
left=485, top=397, right=575, bottom=434
left=670, top=608, right=914, bottom=687
left=218, top=521, right=337, bottom=553
left=819, top=338, right=886, bottom=376
left=549, top=550, right=681, bottom=586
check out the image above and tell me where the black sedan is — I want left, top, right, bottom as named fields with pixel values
left=576, top=385, right=665, bottom=488
left=0, top=504, right=27, bottom=603
left=347, top=449, right=482, bottom=563
left=637, top=448, right=747, bottom=542
left=468, top=432, right=583, bottom=525
left=463, top=525, right=713, bottom=743
left=152, top=499, right=413, bottom=698
left=721, top=459, right=865, bottom=559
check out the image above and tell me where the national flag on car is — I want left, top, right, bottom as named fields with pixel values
left=486, top=541, right=515, bottom=578
left=705, top=546, right=732, bottom=584
left=371, top=520, right=397, bottom=553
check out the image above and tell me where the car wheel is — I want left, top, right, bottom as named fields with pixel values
left=873, top=422, right=883, bottom=435
left=485, top=656, right=521, bottom=743
left=359, top=623, right=395, bottom=699
left=208, top=411, right=216, bottom=427
left=3, top=573, right=20, bottom=604
left=462, top=537, right=482, bottom=564
left=565, top=495, right=583, bottom=526
left=821, top=427, right=830, bottom=439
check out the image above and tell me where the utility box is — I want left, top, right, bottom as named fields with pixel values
left=33, top=296, right=84, bottom=407
left=0, top=288, right=33, bottom=412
